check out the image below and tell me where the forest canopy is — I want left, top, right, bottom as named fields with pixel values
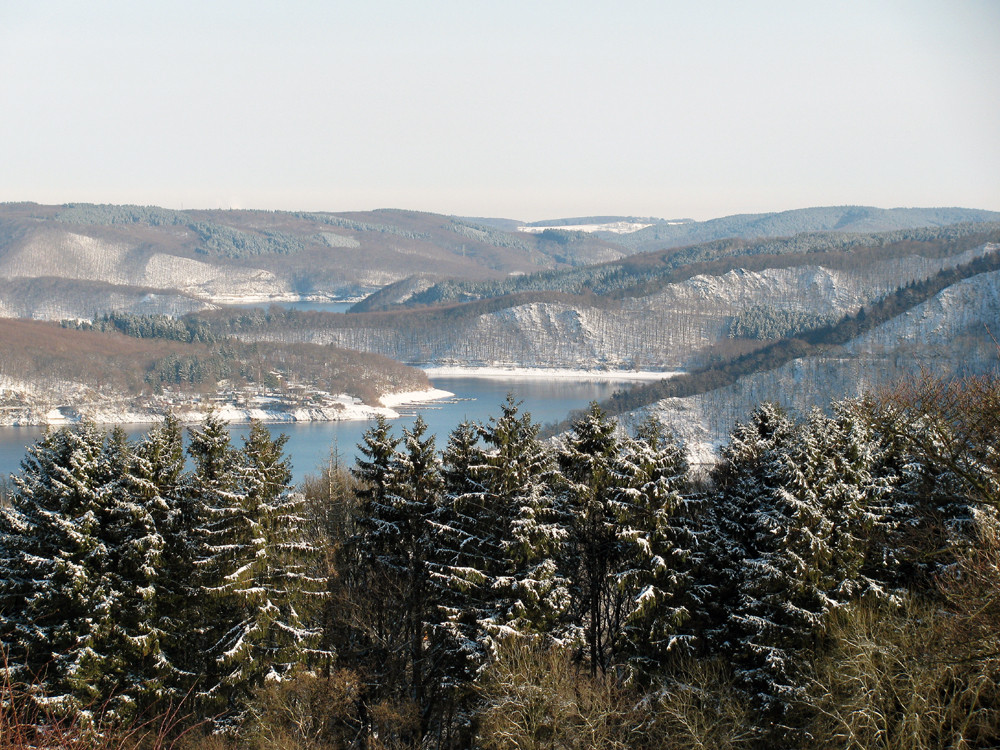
left=0, top=370, right=997, bottom=748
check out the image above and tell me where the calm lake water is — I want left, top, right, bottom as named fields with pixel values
left=0, top=376, right=635, bottom=487
left=219, top=300, right=356, bottom=313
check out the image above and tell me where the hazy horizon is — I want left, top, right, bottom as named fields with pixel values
left=2, top=1, right=998, bottom=222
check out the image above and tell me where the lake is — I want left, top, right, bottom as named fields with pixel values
left=0, top=375, right=643, bottom=487
left=219, top=299, right=356, bottom=313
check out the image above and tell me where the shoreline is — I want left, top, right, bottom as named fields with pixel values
left=0, top=386, right=455, bottom=428
left=422, top=366, right=680, bottom=382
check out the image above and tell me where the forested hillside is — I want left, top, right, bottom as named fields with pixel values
left=358, top=221, right=1000, bottom=309
left=2, top=203, right=999, bottom=323
left=1, top=373, right=997, bottom=748
left=0, top=318, right=428, bottom=425
left=0, top=203, right=626, bottom=312
left=605, top=205, right=1000, bottom=253
left=186, top=227, right=1000, bottom=373
left=602, top=264, right=1000, bottom=462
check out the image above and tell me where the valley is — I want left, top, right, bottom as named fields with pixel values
left=1, top=201, right=997, bottom=467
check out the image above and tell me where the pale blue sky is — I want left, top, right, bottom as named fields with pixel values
left=2, top=0, right=997, bottom=220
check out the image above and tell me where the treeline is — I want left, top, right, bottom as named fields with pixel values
left=608, top=205, right=1000, bottom=253
left=64, top=311, right=219, bottom=343
left=595, top=248, right=1000, bottom=418
left=1, top=373, right=998, bottom=748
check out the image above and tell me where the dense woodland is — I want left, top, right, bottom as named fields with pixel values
left=1, top=370, right=997, bottom=749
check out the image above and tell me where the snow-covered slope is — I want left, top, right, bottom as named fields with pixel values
left=0, top=229, right=292, bottom=301
left=637, top=268, right=1000, bottom=464
left=263, top=244, right=996, bottom=370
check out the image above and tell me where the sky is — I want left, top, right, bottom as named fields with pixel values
left=1, top=1, right=998, bottom=221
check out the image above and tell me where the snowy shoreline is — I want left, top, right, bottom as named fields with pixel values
left=0, top=382, right=455, bottom=428
left=422, top=366, right=680, bottom=382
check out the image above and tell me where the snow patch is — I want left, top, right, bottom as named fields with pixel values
left=517, top=222, right=653, bottom=235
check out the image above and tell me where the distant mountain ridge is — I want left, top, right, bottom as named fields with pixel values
left=1, top=201, right=998, bottom=325
left=608, top=205, right=1000, bottom=252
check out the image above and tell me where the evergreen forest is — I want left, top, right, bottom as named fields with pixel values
left=0, top=372, right=998, bottom=749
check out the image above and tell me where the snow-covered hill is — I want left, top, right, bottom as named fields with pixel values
left=636, top=268, right=1000, bottom=464
left=251, top=243, right=997, bottom=370
left=0, top=229, right=293, bottom=301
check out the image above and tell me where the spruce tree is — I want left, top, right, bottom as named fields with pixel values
left=127, top=414, right=194, bottom=706
left=349, top=414, right=406, bottom=706
left=0, top=423, right=119, bottom=716
left=472, top=396, right=566, bottom=642
left=709, top=402, right=897, bottom=721
left=92, top=425, right=169, bottom=719
left=352, top=415, right=444, bottom=743
left=215, top=422, right=323, bottom=701
left=185, top=413, right=242, bottom=716
left=434, top=398, right=568, bottom=685
left=614, top=416, right=700, bottom=679
left=555, top=402, right=627, bottom=675
left=705, top=403, right=801, bottom=714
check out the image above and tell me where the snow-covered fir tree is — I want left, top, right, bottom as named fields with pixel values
left=184, top=413, right=243, bottom=715
left=0, top=423, right=128, bottom=718
left=352, top=415, right=445, bottom=743
left=219, top=423, right=323, bottom=700
left=613, top=416, right=702, bottom=680
left=470, top=396, right=567, bottom=643
left=89, top=425, right=169, bottom=719
left=554, top=402, right=629, bottom=675
left=706, top=403, right=803, bottom=714
left=430, top=420, right=490, bottom=726
left=126, top=414, right=196, bottom=705
left=433, top=396, right=569, bottom=698
left=708, top=401, right=902, bottom=722
left=864, top=397, right=983, bottom=588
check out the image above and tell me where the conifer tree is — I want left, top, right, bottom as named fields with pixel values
left=709, top=402, right=897, bottom=721
left=434, top=399, right=568, bottom=684
left=0, top=423, right=120, bottom=716
left=705, top=403, right=801, bottom=713
left=614, top=417, right=701, bottom=679
left=127, top=414, right=194, bottom=705
left=555, top=402, right=627, bottom=675
left=184, top=413, right=242, bottom=715
left=214, top=422, right=323, bottom=703
left=91, top=425, right=169, bottom=719
left=349, top=414, right=406, bottom=700
left=434, top=419, right=490, bottom=681
left=476, top=396, right=566, bottom=642
left=352, top=415, right=444, bottom=742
